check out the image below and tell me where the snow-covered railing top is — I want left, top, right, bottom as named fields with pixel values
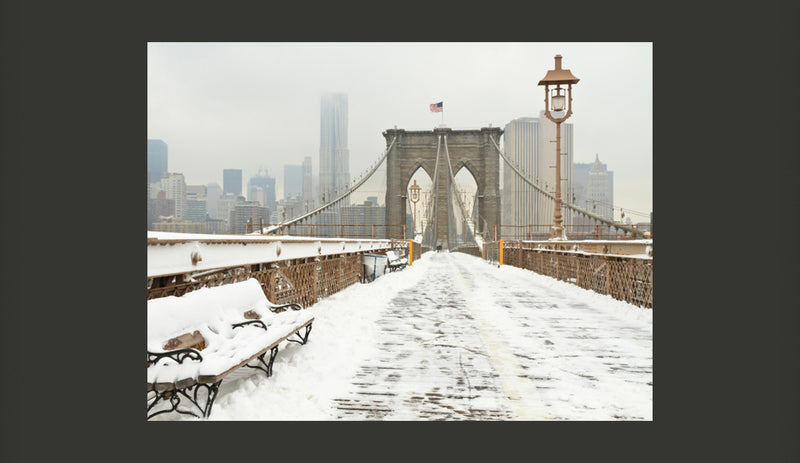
left=147, top=231, right=399, bottom=278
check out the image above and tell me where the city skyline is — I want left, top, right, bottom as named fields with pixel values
left=147, top=42, right=652, bottom=220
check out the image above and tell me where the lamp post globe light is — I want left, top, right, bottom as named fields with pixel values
left=538, top=54, right=579, bottom=240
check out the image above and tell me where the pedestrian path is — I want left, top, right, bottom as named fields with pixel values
left=332, top=252, right=652, bottom=420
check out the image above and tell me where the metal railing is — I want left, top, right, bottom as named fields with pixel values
left=148, top=237, right=423, bottom=304
left=493, top=224, right=650, bottom=241
left=483, top=240, right=652, bottom=309
left=248, top=223, right=408, bottom=240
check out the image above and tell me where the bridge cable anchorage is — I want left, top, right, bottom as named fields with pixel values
left=267, top=137, right=397, bottom=236
left=489, top=136, right=643, bottom=238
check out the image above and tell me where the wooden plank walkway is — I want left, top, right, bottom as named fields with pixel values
left=332, top=252, right=652, bottom=420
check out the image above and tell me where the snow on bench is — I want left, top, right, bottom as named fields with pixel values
left=385, top=250, right=408, bottom=272
left=147, top=278, right=314, bottom=419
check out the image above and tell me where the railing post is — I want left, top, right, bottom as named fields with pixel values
left=499, top=240, right=504, bottom=266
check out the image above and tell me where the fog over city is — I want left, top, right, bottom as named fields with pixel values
left=147, top=42, right=652, bottom=221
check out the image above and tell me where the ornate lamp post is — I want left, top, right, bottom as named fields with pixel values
left=408, top=179, right=422, bottom=234
left=538, top=54, right=579, bottom=240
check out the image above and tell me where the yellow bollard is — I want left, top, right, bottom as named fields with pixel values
left=408, top=239, right=413, bottom=266
left=499, top=240, right=504, bottom=266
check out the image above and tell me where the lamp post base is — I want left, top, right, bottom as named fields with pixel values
left=550, top=226, right=568, bottom=241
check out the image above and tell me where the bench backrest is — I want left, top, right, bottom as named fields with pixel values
left=147, top=278, right=271, bottom=351
left=386, top=250, right=399, bottom=262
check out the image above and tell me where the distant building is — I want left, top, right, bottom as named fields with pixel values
left=160, top=173, right=187, bottom=221
left=148, top=190, right=174, bottom=230
left=223, top=169, right=242, bottom=197
left=206, top=183, right=222, bottom=219
left=284, top=164, right=303, bottom=200
left=319, top=93, right=350, bottom=205
left=152, top=218, right=205, bottom=234
left=186, top=184, right=206, bottom=199
left=302, top=156, right=313, bottom=203
left=585, top=154, right=614, bottom=221
left=204, top=218, right=227, bottom=235
left=341, top=201, right=385, bottom=238
left=248, top=170, right=276, bottom=212
left=366, top=196, right=379, bottom=206
left=314, top=211, right=340, bottom=238
left=572, top=161, right=593, bottom=211
left=147, top=139, right=168, bottom=185
left=186, top=199, right=207, bottom=223
left=501, top=113, right=574, bottom=229
left=229, top=201, right=270, bottom=234
left=276, top=198, right=305, bottom=223
left=216, top=193, right=243, bottom=229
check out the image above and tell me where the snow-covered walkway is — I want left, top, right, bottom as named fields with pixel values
left=156, top=251, right=652, bottom=421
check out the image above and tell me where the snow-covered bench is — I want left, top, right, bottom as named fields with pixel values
left=146, top=278, right=314, bottom=420
left=386, top=250, right=408, bottom=272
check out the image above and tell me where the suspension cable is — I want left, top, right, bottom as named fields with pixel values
left=442, top=135, right=476, bottom=239
left=489, top=134, right=643, bottom=237
left=268, top=136, right=397, bottom=233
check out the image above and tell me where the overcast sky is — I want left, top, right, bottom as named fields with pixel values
left=147, top=42, right=652, bottom=221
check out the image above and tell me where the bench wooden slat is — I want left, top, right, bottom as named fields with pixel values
left=162, top=330, right=205, bottom=351
left=196, top=317, right=314, bottom=385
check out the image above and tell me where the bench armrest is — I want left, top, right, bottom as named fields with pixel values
left=147, top=348, right=203, bottom=367
left=269, top=303, right=303, bottom=313
left=232, top=319, right=268, bottom=331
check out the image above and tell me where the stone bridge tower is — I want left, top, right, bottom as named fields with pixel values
left=383, top=127, right=503, bottom=249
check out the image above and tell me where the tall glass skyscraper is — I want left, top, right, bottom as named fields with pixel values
left=223, top=169, right=243, bottom=197
left=147, top=139, right=168, bottom=184
left=502, top=112, right=574, bottom=228
left=319, top=93, right=350, bottom=205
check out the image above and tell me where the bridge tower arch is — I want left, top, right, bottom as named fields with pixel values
left=383, top=127, right=503, bottom=249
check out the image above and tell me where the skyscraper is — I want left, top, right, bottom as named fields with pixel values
left=501, top=113, right=574, bottom=229
left=302, top=156, right=313, bottom=203
left=319, top=93, right=349, bottom=204
left=160, top=172, right=187, bottom=221
left=223, top=169, right=243, bottom=197
left=206, top=183, right=222, bottom=219
left=586, top=154, right=614, bottom=221
left=147, top=139, right=168, bottom=185
left=248, top=170, right=276, bottom=213
left=284, top=164, right=303, bottom=200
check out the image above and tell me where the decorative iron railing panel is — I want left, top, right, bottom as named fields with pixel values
left=483, top=241, right=652, bottom=309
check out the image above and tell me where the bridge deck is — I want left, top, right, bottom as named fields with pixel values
left=155, top=252, right=652, bottom=421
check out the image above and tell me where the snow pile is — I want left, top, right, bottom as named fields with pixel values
left=194, top=259, right=432, bottom=420
left=149, top=251, right=652, bottom=420
left=147, top=279, right=314, bottom=386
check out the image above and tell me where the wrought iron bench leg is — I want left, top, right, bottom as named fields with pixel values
left=147, top=380, right=222, bottom=420
left=287, top=323, right=312, bottom=345
left=199, top=380, right=223, bottom=417
left=243, top=345, right=279, bottom=377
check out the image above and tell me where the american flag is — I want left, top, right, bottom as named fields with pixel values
left=429, top=101, right=443, bottom=113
